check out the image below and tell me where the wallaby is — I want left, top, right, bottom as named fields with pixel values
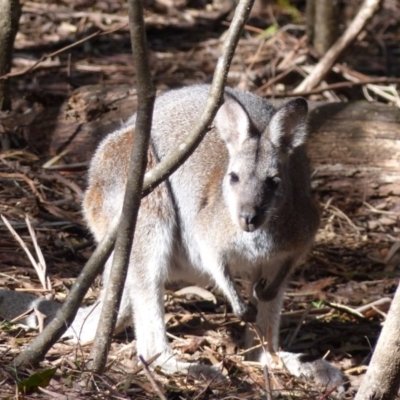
left=0, top=85, right=343, bottom=390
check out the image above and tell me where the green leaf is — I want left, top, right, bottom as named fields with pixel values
left=312, top=300, right=325, bottom=309
left=258, top=24, right=279, bottom=39
left=18, top=367, right=58, bottom=394
left=277, top=0, right=301, bottom=21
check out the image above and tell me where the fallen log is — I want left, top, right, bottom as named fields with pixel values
left=2, top=85, right=399, bottom=199
left=307, top=101, right=400, bottom=199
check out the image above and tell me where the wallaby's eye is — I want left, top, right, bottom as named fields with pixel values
left=229, top=172, right=239, bottom=184
left=266, top=176, right=281, bottom=190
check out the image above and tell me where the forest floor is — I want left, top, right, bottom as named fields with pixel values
left=0, top=0, right=400, bottom=399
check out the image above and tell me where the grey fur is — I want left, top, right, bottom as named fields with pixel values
left=0, top=290, right=61, bottom=328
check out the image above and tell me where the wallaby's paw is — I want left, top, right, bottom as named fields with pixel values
left=187, top=363, right=226, bottom=382
left=61, top=330, right=83, bottom=344
left=62, top=325, right=95, bottom=345
left=237, top=302, right=257, bottom=323
left=253, top=278, right=274, bottom=302
left=261, top=351, right=345, bottom=396
left=154, top=356, right=225, bottom=382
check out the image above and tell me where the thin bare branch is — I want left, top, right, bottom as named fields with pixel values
left=276, top=77, right=400, bottom=98
left=142, top=0, right=255, bottom=196
left=25, top=216, right=50, bottom=291
left=87, top=0, right=155, bottom=373
left=138, top=356, right=167, bottom=400
left=1, top=214, right=47, bottom=290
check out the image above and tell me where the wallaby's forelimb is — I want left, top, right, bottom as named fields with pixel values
left=253, top=259, right=293, bottom=302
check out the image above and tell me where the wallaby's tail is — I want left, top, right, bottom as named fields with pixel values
left=0, top=289, right=101, bottom=344
left=0, top=289, right=61, bottom=329
left=0, top=288, right=132, bottom=344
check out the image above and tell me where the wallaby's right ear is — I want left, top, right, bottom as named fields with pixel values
left=214, top=96, right=251, bottom=152
left=268, top=97, right=308, bottom=151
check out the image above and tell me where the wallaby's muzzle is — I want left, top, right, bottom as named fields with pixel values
left=239, top=206, right=264, bottom=232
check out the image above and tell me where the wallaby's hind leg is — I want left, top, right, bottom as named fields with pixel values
left=127, top=213, right=223, bottom=380
left=128, top=220, right=222, bottom=379
left=128, top=226, right=173, bottom=366
left=124, top=196, right=190, bottom=373
left=64, top=257, right=133, bottom=344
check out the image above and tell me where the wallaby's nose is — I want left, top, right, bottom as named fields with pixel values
left=239, top=210, right=260, bottom=232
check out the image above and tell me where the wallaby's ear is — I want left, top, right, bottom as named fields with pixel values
left=268, top=97, right=308, bottom=151
left=214, top=96, right=251, bottom=152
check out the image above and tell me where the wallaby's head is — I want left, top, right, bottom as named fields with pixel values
left=215, top=95, right=308, bottom=233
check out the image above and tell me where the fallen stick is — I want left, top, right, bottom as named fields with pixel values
left=294, top=0, right=382, bottom=93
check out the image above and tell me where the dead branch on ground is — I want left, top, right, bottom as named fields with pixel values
left=294, top=0, right=382, bottom=93
left=277, top=77, right=400, bottom=98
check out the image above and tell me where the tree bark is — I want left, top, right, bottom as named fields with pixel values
left=305, top=0, right=315, bottom=45
left=354, top=282, right=400, bottom=400
left=313, top=1, right=338, bottom=55
left=0, top=0, right=21, bottom=110
left=306, top=101, right=400, bottom=199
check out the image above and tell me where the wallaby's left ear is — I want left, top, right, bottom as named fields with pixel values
left=268, top=97, right=308, bottom=151
left=215, top=95, right=251, bottom=153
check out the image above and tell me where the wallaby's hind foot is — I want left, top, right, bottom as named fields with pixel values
left=186, top=363, right=226, bottom=382
left=146, top=352, right=225, bottom=382
left=0, top=290, right=61, bottom=329
left=261, top=351, right=345, bottom=395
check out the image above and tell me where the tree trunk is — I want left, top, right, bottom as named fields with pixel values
left=306, top=0, right=339, bottom=54
left=313, top=1, right=339, bottom=54
left=305, top=0, right=315, bottom=45
left=354, top=282, right=400, bottom=400
left=0, top=0, right=21, bottom=111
